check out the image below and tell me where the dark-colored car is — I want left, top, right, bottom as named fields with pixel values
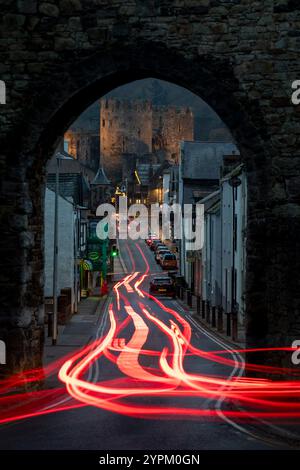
left=149, top=276, right=176, bottom=298
left=155, top=248, right=170, bottom=263
left=150, top=239, right=163, bottom=251
left=153, top=244, right=166, bottom=254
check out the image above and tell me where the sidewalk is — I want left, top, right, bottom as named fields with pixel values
left=43, top=289, right=108, bottom=388
left=43, top=257, right=127, bottom=388
left=176, top=294, right=245, bottom=349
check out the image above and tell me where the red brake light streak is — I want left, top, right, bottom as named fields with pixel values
left=1, top=241, right=300, bottom=425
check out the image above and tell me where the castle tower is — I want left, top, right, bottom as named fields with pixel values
left=100, top=98, right=152, bottom=183
left=152, top=105, right=194, bottom=163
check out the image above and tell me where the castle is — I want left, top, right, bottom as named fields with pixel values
left=100, top=98, right=194, bottom=182
left=64, top=128, right=99, bottom=172
left=64, top=98, right=194, bottom=184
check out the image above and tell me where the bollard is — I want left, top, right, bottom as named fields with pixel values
left=187, top=290, right=192, bottom=307
left=217, top=307, right=223, bottom=332
left=47, top=312, right=53, bottom=338
left=206, top=302, right=211, bottom=323
left=226, top=312, right=231, bottom=337
left=201, top=300, right=205, bottom=319
left=212, top=306, right=216, bottom=328
left=180, top=286, right=184, bottom=301
left=232, top=313, right=238, bottom=341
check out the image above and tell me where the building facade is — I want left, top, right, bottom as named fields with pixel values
left=44, top=188, right=76, bottom=313
left=178, top=141, right=238, bottom=288
left=100, top=98, right=194, bottom=183
left=64, top=128, right=100, bottom=172
left=220, top=164, right=247, bottom=328
left=199, top=164, right=247, bottom=335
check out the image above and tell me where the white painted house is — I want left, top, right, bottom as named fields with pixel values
left=220, top=164, right=247, bottom=326
left=201, top=191, right=222, bottom=308
left=201, top=164, right=247, bottom=328
left=178, top=141, right=239, bottom=291
left=44, top=188, right=75, bottom=310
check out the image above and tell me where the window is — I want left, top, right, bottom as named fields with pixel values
left=102, top=119, right=105, bottom=127
left=163, top=254, right=176, bottom=260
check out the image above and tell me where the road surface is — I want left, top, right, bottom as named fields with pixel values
left=0, top=239, right=285, bottom=450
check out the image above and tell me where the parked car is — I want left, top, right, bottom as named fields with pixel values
left=160, top=253, right=178, bottom=271
left=155, top=248, right=170, bottom=263
left=149, top=276, right=176, bottom=298
left=158, top=249, right=173, bottom=265
left=153, top=244, right=166, bottom=254
left=150, top=239, right=163, bottom=251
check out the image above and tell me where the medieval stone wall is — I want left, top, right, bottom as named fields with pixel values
left=64, top=129, right=99, bottom=171
left=0, top=0, right=299, bottom=375
left=100, top=98, right=152, bottom=182
left=152, top=105, right=194, bottom=163
left=100, top=98, right=194, bottom=180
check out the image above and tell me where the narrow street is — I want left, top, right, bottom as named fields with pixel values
left=0, top=239, right=276, bottom=450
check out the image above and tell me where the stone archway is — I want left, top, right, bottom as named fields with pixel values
left=0, top=29, right=299, bottom=375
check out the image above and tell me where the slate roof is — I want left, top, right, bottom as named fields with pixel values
left=180, top=141, right=239, bottom=181
left=46, top=173, right=89, bottom=206
left=46, top=152, right=96, bottom=206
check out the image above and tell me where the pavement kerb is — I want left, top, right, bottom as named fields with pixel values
left=175, top=296, right=244, bottom=349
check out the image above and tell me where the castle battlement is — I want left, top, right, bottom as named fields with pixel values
left=101, top=98, right=152, bottom=113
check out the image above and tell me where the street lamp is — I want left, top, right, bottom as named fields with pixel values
left=52, top=152, right=74, bottom=346
left=228, top=175, right=242, bottom=340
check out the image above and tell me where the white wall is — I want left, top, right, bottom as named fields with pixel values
left=220, top=171, right=247, bottom=324
left=221, top=181, right=233, bottom=314
left=201, top=169, right=247, bottom=326
left=234, top=172, right=247, bottom=324
left=44, top=188, right=75, bottom=308
left=203, top=208, right=222, bottom=306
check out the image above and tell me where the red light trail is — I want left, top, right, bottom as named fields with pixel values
left=1, top=241, right=300, bottom=426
